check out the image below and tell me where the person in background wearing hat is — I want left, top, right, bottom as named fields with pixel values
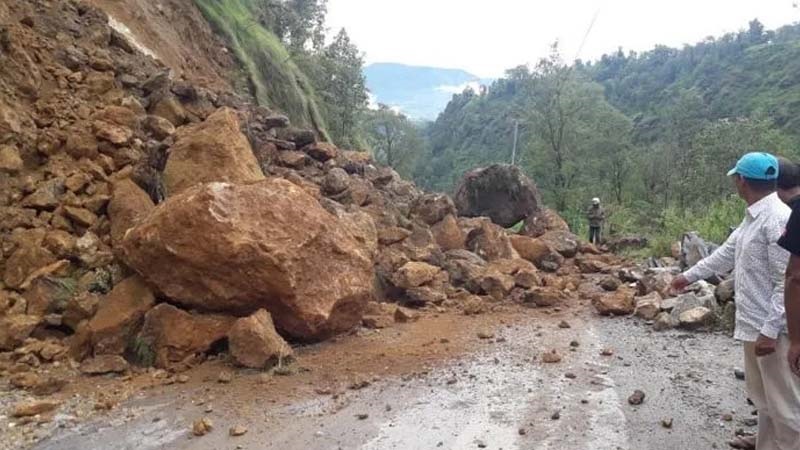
left=776, top=157, right=800, bottom=381
left=586, top=197, right=605, bottom=245
left=670, top=152, right=798, bottom=450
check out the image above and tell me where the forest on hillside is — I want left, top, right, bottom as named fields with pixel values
left=204, top=1, right=800, bottom=254
left=415, top=19, right=800, bottom=253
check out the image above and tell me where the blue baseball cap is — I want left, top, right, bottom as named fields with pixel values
left=727, top=152, right=779, bottom=180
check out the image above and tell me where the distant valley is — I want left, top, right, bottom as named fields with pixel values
left=364, top=63, right=492, bottom=120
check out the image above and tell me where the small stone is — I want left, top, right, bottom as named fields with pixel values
left=518, top=427, right=527, bottom=435
left=356, top=413, right=369, bottom=420
left=734, top=368, right=745, bottom=380
left=541, top=350, right=562, bottom=364
left=628, top=390, right=646, bottom=405
left=229, top=425, right=248, bottom=436
left=743, top=418, right=758, bottom=427
left=192, top=417, right=213, bottom=436
left=80, top=355, right=129, bottom=375
left=565, top=372, right=577, bottom=379
left=722, top=414, right=734, bottom=422
left=217, top=371, right=233, bottom=383
left=177, top=375, right=190, bottom=384
left=551, top=410, right=561, bottom=420
left=662, top=418, right=673, bottom=429
left=477, top=330, right=495, bottom=340
left=12, top=400, right=60, bottom=417
left=600, top=348, right=614, bottom=356
left=570, top=340, right=580, bottom=348
left=558, top=320, right=571, bottom=329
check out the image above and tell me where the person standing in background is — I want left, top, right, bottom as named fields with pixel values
left=586, top=197, right=605, bottom=245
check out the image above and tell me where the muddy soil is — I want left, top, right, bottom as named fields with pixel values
left=29, top=308, right=752, bottom=450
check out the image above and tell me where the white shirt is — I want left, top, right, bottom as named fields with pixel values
left=684, top=193, right=791, bottom=342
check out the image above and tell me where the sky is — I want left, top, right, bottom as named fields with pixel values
left=326, top=0, right=799, bottom=78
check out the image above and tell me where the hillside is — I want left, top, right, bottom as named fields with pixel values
left=365, top=63, right=491, bottom=120
left=419, top=21, right=800, bottom=245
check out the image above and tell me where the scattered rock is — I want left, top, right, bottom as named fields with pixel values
left=80, top=355, right=129, bottom=375
left=393, top=261, right=441, bottom=289
left=541, top=350, right=562, bottom=363
left=217, top=371, right=233, bottom=383
left=734, top=368, right=745, bottom=380
left=551, top=410, right=561, bottom=420
left=678, top=307, right=714, bottom=330
left=411, top=193, right=456, bottom=226
left=634, top=292, right=662, bottom=320
left=12, top=400, right=60, bottom=417
left=229, top=309, right=292, bottom=369
left=628, top=390, right=646, bottom=405
left=661, top=418, right=673, bottom=429
left=87, top=275, right=155, bottom=355
left=600, top=348, right=614, bottom=356
left=558, top=320, right=571, bottom=329
left=599, top=277, right=620, bottom=292
left=229, top=425, right=248, bottom=437
left=653, top=312, right=677, bottom=331
left=192, top=417, right=213, bottom=436
left=593, top=289, right=634, bottom=316
left=477, top=330, right=495, bottom=339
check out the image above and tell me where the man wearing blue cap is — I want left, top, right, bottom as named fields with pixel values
left=671, top=152, right=799, bottom=450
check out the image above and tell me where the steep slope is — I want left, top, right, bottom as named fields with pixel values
left=194, top=0, right=331, bottom=140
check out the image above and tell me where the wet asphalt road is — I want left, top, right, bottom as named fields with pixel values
left=33, top=313, right=752, bottom=450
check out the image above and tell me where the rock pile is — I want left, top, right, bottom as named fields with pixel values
left=0, top=0, right=623, bottom=386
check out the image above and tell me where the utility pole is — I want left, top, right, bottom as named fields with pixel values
left=511, top=120, right=519, bottom=166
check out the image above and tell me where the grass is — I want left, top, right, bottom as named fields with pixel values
left=194, top=0, right=331, bottom=141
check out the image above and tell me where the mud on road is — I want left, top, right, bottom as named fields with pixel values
left=31, top=307, right=752, bottom=450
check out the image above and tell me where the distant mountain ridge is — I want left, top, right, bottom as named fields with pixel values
left=364, top=63, right=492, bottom=120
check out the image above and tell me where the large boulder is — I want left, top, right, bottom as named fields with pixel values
left=163, top=108, right=264, bottom=196
left=121, top=179, right=375, bottom=341
left=431, top=214, right=465, bottom=251
left=539, top=231, right=580, bottom=258
left=137, top=304, right=235, bottom=368
left=229, top=309, right=292, bottom=368
left=454, top=164, right=541, bottom=227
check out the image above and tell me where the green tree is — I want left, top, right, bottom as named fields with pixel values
left=363, top=104, right=425, bottom=178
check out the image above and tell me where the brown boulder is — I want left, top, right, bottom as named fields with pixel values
left=228, top=309, right=292, bottom=368
left=576, top=255, right=610, bottom=274
left=63, top=292, right=100, bottom=331
left=634, top=292, right=662, bottom=320
left=393, top=261, right=441, bottom=289
left=540, top=231, right=580, bottom=258
left=88, top=276, right=155, bottom=355
left=303, top=142, right=338, bottom=162
left=21, top=179, right=65, bottom=211
left=523, top=287, right=567, bottom=307
left=378, top=227, right=412, bottom=246
left=411, top=193, right=456, bottom=225
left=80, top=354, right=129, bottom=375
left=163, top=108, right=264, bottom=196
left=0, top=315, right=40, bottom=350
left=138, top=304, right=234, bottom=367
left=63, top=206, right=98, bottom=228
left=509, top=235, right=564, bottom=270
left=108, top=179, right=155, bottom=250
left=454, top=164, right=541, bottom=227
left=121, top=180, right=375, bottom=341
left=465, top=219, right=517, bottom=261
left=142, top=115, right=175, bottom=140
left=442, top=250, right=487, bottom=293
left=431, top=214, right=465, bottom=251
left=0, top=144, right=23, bottom=173
left=479, top=269, right=515, bottom=300
left=3, top=240, right=57, bottom=289
left=522, top=208, right=569, bottom=238
left=594, top=289, right=635, bottom=316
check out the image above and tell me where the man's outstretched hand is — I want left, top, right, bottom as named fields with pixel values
left=789, top=342, right=800, bottom=377
left=670, top=274, right=690, bottom=295
left=755, top=334, right=777, bottom=357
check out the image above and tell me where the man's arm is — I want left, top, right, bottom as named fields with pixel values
left=685, top=227, right=739, bottom=282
